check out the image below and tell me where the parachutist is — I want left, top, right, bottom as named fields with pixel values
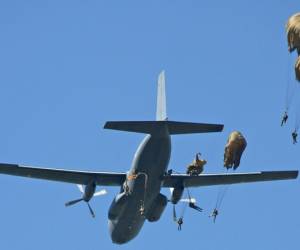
left=124, top=182, right=130, bottom=195
left=281, top=111, right=289, bottom=126
left=139, top=200, right=145, bottom=216
left=209, top=208, right=218, bottom=223
left=292, top=130, right=298, bottom=144
left=177, top=217, right=183, bottom=231
left=189, top=202, right=203, bottom=212
left=167, top=169, right=173, bottom=175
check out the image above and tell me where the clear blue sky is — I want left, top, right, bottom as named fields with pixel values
left=0, top=1, right=299, bottom=249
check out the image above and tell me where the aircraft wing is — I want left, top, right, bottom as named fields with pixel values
left=162, top=171, right=298, bottom=188
left=0, top=163, right=126, bottom=186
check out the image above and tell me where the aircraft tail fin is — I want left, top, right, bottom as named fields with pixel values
left=156, top=71, right=167, bottom=121
left=103, top=71, right=224, bottom=135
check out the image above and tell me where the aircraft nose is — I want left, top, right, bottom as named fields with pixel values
left=108, top=220, right=130, bottom=244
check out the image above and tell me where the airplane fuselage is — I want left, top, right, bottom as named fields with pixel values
left=108, top=126, right=171, bottom=244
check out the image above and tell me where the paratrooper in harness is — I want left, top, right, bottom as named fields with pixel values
left=281, top=111, right=289, bottom=126
left=292, top=130, right=298, bottom=144
left=177, top=217, right=183, bottom=231
left=209, top=208, right=219, bottom=223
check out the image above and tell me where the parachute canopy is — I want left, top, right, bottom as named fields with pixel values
left=224, top=131, right=247, bottom=170
left=295, top=56, right=300, bottom=81
left=186, top=153, right=207, bottom=176
left=286, top=13, right=300, bottom=54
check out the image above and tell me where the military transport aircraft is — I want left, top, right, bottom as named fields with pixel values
left=0, top=71, right=298, bottom=244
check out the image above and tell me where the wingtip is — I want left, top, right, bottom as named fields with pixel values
left=103, top=121, right=112, bottom=129
left=293, top=170, right=299, bottom=179
left=283, top=170, right=299, bottom=179
left=218, top=124, right=225, bottom=132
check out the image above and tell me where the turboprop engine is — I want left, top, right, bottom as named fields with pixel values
left=65, top=181, right=107, bottom=217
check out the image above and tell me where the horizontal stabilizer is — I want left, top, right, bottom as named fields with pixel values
left=104, top=121, right=224, bottom=135
left=167, top=121, right=223, bottom=134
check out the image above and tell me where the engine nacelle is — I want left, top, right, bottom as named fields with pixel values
left=83, top=181, right=96, bottom=201
left=146, top=193, right=168, bottom=222
left=170, top=186, right=184, bottom=204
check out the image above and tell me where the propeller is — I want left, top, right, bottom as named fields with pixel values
left=177, top=198, right=197, bottom=203
left=65, top=182, right=107, bottom=218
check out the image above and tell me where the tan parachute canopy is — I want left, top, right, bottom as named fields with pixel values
left=223, top=131, right=247, bottom=170
left=286, top=13, right=300, bottom=53
left=286, top=13, right=300, bottom=83
left=186, top=153, right=207, bottom=175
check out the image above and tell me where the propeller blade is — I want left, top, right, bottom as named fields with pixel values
left=65, top=198, right=84, bottom=207
left=179, top=198, right=197, bottom=203
left=77, top=184, right=84, bottom=193
left=87, top=202, right=95, bottom=218
left=94, top=189, right=107, bottom=197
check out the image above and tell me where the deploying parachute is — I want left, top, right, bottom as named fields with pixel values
left=186, top=153, right=207, bottom=175
left=223, top=131, right=247, bottom=170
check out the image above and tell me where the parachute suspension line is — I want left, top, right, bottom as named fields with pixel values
left=214, top=186, right=222, bottom=209
left=294, top=92, right=300, bottom=132
left=178, top=188, right=192, bottom=220
left=215, top=185, right=230, bottom=210
left=285, top=54, right=296, bottom=111
left=213, top=169, right=230, bottom=214
left=179, top=189, right=188, bottom=219
left=179, top=198, right=189, bottom=219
